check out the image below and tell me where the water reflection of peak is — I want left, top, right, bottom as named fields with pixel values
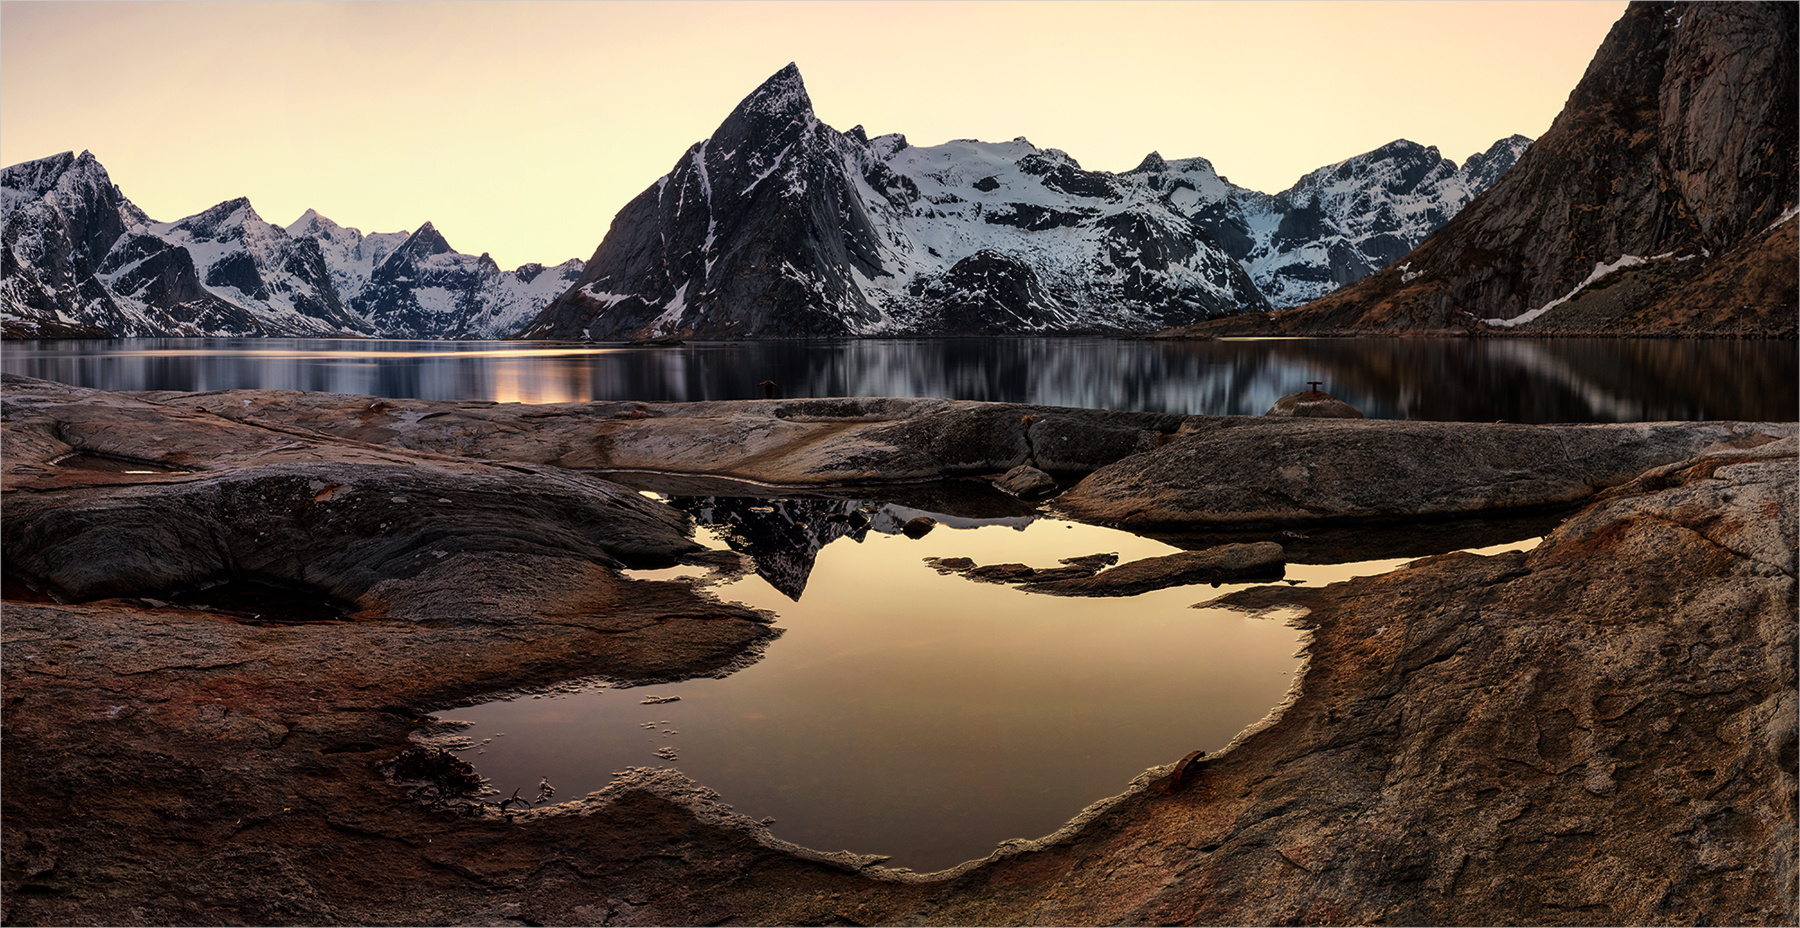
left=671, top=497, right=870, bottom=600
left=670, top=496, right=1036, bottom=600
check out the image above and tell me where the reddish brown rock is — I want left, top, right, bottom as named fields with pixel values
left=2, top=378, right=1792, bottom=925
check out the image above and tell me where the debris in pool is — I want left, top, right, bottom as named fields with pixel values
left=662, top=729, right=679, bottom=735
left=654, top=747, right=679, bottom=760
left=641, top=695, right=681, bottom=705
left=536, top=777, right=555, bottom=803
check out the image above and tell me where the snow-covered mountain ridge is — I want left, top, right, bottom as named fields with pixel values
left=5, top=71, right=1526, bottom=339
left=521, top=64, right=1528, bottom=339
left=1, top=151, right=582, bottom=338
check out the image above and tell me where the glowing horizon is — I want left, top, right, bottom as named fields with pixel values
left=1, top=1, right=1626, bottom=270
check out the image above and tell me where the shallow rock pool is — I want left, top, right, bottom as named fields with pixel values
left=444, top=497, right=1535, bottom=873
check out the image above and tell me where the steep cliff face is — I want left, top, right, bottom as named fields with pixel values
left=1264, top=1, right=1796, bottom=335
left=1, top=152, right=145, bottom=337
left=522, top=65, right=894, bottom=339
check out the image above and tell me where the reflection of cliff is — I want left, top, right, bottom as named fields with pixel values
left=1240, top=338, right=1798, bottom=422
left=670, top=496, right=1034, bottom=600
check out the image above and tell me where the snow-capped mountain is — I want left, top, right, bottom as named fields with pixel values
left=1, top=152, right=579, bottom=339
left=1133, top=136, right=1533, bottom=308
left=519, top=65, right=1270, bottom=339
left=520, top=64, right=1526, bottom=339
left=3, top=151, right=159, bottom=337
left=4, top=75, right=1523, bottom=341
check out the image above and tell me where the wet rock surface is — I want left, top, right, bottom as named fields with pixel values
left=2, top=376, right=1794, bottom=925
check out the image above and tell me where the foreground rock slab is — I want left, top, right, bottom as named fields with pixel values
left=1055, top=416, right=1794, bottom=529
left=2, top=377, right=1794, bottom=925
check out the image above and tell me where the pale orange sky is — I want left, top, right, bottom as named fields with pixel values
left=2, top=1, right=1626, bottom=269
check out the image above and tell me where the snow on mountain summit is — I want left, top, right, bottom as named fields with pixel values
left=521, top=64, right=1527, bottom=339
left=1, top=151, right=579, bottom=338
left=4, top=69, right=1527, bottom=339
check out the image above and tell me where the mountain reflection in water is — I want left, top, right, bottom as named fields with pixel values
left=669, top=495, right=1035, bottom=600
left=6, top=337, right=1793, bottom=422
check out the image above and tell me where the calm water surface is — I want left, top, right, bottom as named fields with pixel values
left=4, top=336, right=1795, bottom=422
left=447, top=497, right=1540, bottom=874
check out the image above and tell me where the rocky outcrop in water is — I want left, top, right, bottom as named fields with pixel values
left=1184, top=1, right=1797, bottom=336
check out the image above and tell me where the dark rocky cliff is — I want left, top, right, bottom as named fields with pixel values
left=1252, top=1, right=1797, bottom=336
left=519, top=64, right=888, bottom=339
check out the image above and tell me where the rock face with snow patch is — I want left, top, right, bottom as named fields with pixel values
left=0, top=153, right=580, bottom=339
left=1262, top=1, right=1797, bottom=335
left=2, top=151, right=160, bottom=338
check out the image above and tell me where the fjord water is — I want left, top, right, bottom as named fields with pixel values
left=4, top=336, right=1795, bottom=421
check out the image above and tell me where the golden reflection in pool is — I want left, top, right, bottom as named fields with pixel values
left=452, top=514, right=1309, bottom=873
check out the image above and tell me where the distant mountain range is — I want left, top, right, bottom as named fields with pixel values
left=1, top=152, right=581, bottom=339
left=1, top=81, right=1525, bottom=339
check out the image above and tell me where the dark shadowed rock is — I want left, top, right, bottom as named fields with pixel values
left=900, top=516, right=937, bottom=539
left=1255, top=1, right=1796, bottom=335
left=1019, top=542, right=1285, bottom=596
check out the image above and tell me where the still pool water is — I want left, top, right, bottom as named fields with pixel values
left=442, top=499, right=1540, bottom=873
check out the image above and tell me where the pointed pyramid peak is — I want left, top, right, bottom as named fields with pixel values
left=401, top=221, right=453, bottom=257
left=736, top=62, right=813, bottom=120
left=196, top=196, right=260, bottom=224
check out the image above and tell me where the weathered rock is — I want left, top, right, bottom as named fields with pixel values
left=1019, top=542, right=1285, bottom=596
left=129, top=384, right=1192, bottom=486
left=1263, top=388, right=1364, bottom=418
left=1055, top=415, right=1795, bottom=529
left=2, top=381, right=705, bottom=625
left=993, top=463, right=1057, bottom=500
left=1024, top=413, right=1166, bottom=472
left=2, top=379, right=1793, bottom=926
left=963, top=563, right=1038, bottom=582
